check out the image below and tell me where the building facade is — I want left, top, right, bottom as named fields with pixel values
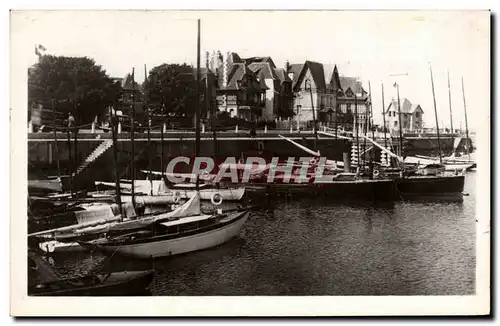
left=208, top=51, right=294, bottom=122
left=384, top=97, right=424, bottom=133
left=287, top=60, right=333, bottom=126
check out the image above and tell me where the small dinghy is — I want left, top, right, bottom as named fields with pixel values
left=28, top=252, right=154, bottom=296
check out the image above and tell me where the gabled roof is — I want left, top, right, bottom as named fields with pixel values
left=219, top=63, right=267, bottom=91
left=288, top=63, right=304, bottom=88
left=290, top=61, right=326, bottom=91
left=121, top=73, right=141, bottom=90
left=323, top=64, right=342, bottom=91
left=243, top=56, right=276, bottom=68
left=247, top=62, right=279, bottom=80
left=339, top=76, right=366, bottom=97
left=275, top=68, right=291, bottom=83
left=228, top=52, right=243, bottom=64
left=385, top=98, right=424, bottom=114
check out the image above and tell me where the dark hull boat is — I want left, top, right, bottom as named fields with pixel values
left=394, top=175, right=465, bottom=199
left=247, top=178, right=399, bottom=201
left=28, top=252, right=154, bottom=296
left=29, top=270, right=155, bottom=296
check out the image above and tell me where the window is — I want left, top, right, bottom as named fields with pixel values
left=394, top=121, right=398, bottom=127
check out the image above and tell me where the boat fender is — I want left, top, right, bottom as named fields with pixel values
left=211, top=193, right=223, bottom=206
left=173, top=191, right=181, bottom=204
left=373, top=169, right=380, bottom=178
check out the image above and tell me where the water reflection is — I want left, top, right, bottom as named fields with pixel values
left=40, top=174, right=476, bottom=296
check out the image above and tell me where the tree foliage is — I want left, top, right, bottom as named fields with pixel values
left=28, top=55, right=121, bottom=126
left=144, top=63, right=199, bottom=118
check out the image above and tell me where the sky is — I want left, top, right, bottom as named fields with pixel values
left=11, top=10, right=490, bottom=131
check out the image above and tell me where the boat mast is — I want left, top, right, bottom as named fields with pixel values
left=110, top=107, right=123, bottom=217
left=429, top=63, right=442, bottom=163
left=160, top=103, right=165, bottom=181
left=381, top=82, right=388, bottom=150
left=145, top=64, right=153, bottom=195
left=447, top=70, right=454, bottom=135
left=369, top=81, right=375, bottom=141
left=395, top=83, right=404, bottom=159
left=51, top=98, right=61, bottom=178
left=354, top=93, right=359, bottom=165
left=307, top=79, right=318, bottom=151
left=195, top=19, right=201, bottom=190
left=66, top=116, right=73, bottom=196
left=362, top=82, right=368, bottom=168
left=208, top=63, right=218, bottom=160
left=461, top=77, right=470, bottom=157
left=131, top=68, right=136, bottom=209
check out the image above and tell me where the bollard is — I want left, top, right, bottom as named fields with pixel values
left=264, top=125, right=267, bottom=133
left=117, top=122, right=122, bottom=134
left=202, top=123, right=205, bottom=133
left=163, top=123, right=167, bottom=133
left=235, top=125, right=239, bottom=133
left=28, top=120, right=33, bottom=133
left=343, top=152, right=350, bottom=173
left=91, top=122, right=95, bottom=133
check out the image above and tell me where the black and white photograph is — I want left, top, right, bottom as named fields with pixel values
left=10, top=9, right=490, bottom=316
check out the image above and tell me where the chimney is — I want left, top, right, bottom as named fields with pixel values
left=285, top=60, right=290, bottom=72
left=205, top=51, right=210, bottom=69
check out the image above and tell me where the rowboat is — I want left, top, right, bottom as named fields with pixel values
left=28, top=252, right=154, bottom=296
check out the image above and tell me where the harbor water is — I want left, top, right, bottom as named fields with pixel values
left=44, top=172, right=476, bottom=296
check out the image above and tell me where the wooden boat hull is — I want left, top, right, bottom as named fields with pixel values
left=395, top=175, right=465, bottom=196
left=246, top=179, right=399, bottom=201
left=405, top=156, right=476, bottom=172
left=176, top=187, right=245, bottom=201
left=29, top=270, right=154, bottom=296
left=28, top=179, right=63, bottom=195
left=87, top=210, right=250, bottom=259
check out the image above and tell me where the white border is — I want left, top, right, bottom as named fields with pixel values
left=7, top=4, right=493, bottom=318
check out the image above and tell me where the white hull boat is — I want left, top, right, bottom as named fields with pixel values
left=95, top=180, right=246, bottom=201
left=404, top=156, right=475, bottom=172
left=83, top=209, right=250, bottom=258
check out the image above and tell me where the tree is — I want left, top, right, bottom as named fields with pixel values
left=145, top=63, right=199, bottom=118
left=28, top=55, right=121, bottom=126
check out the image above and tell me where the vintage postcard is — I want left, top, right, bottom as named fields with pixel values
left=10, top=10, right=490, bottom=316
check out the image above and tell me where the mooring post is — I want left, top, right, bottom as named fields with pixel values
left=343, top=152, right=350, bottom=173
